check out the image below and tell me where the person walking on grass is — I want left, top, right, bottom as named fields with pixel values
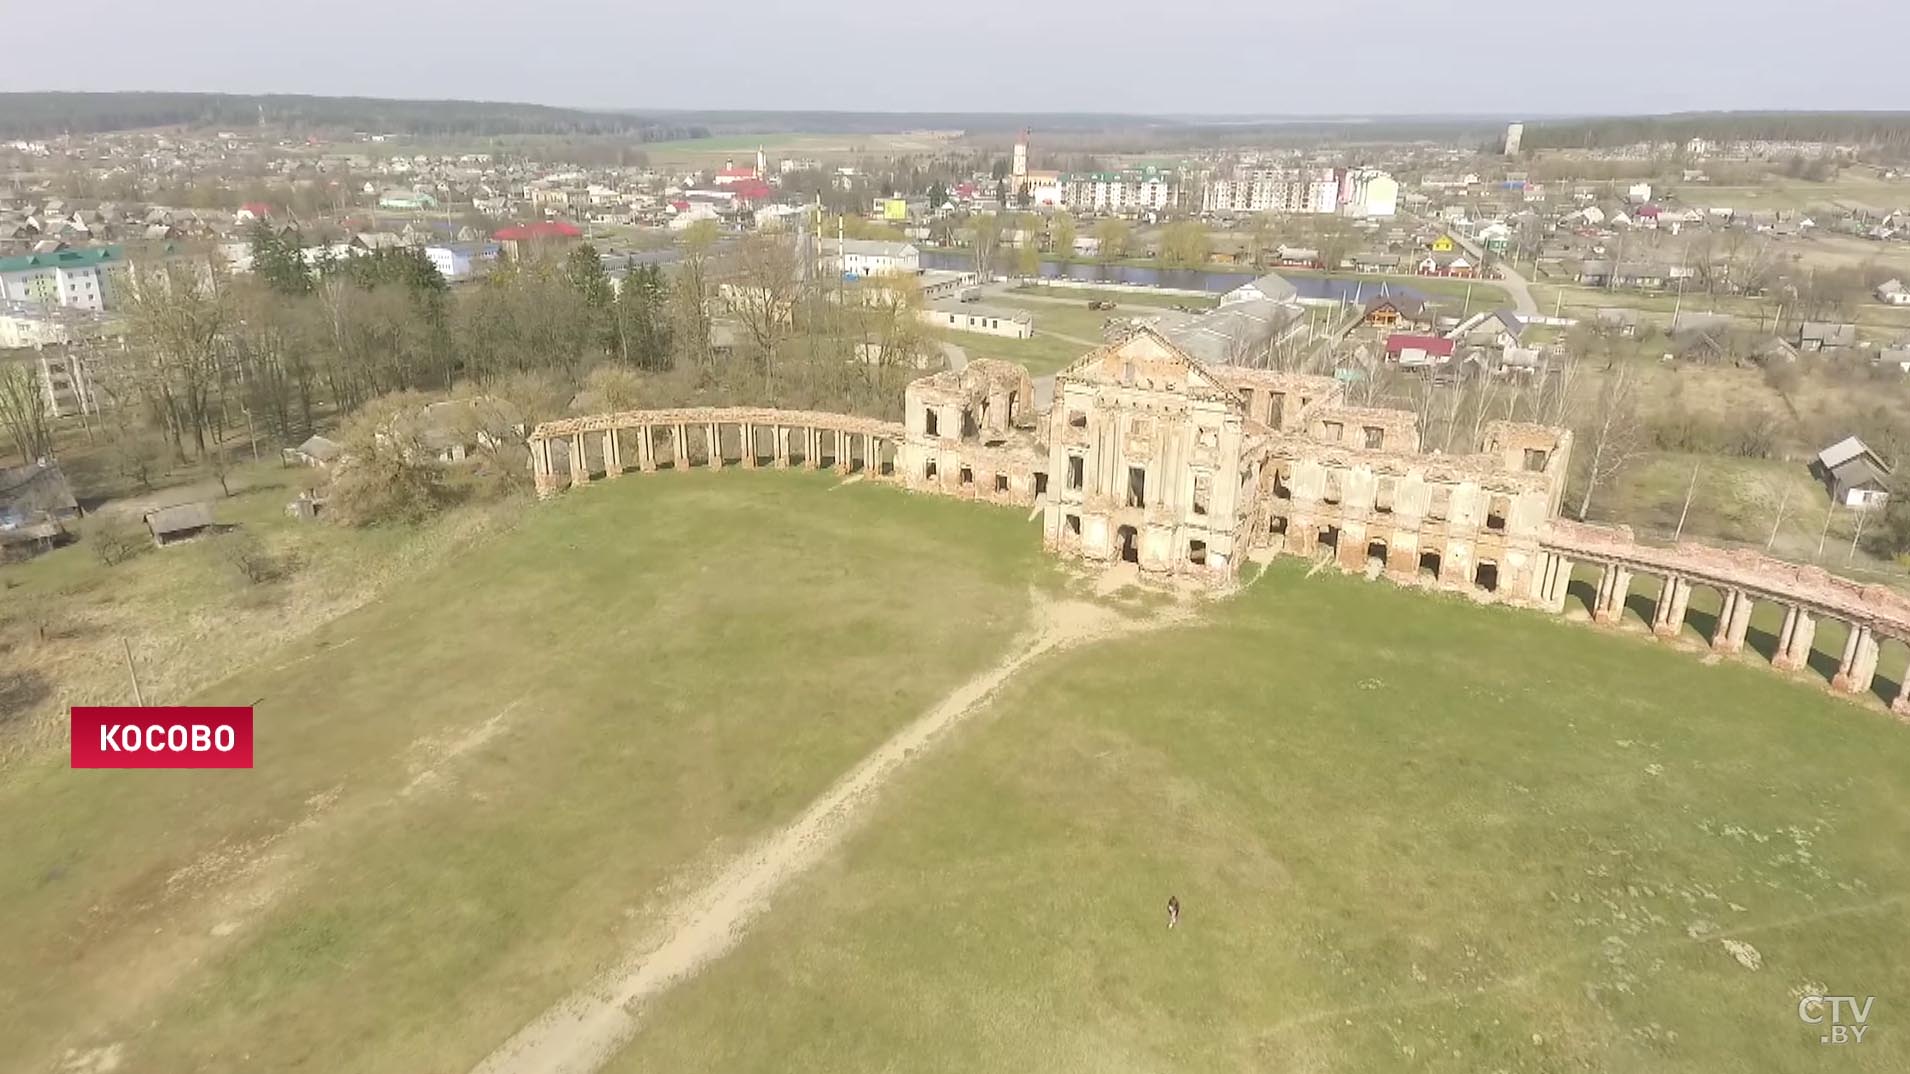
left=1167, top=895, right=1180, bottom=930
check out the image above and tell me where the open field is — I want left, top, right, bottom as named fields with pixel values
left=608, top=559, right=1910, bottom=1074
left=0, top=473, right=1046, bottom=1073
left=931, top=327, right=1097, bottom=377
left=1679, top=174, right=1910, bottom=214
left=1528, top=280, right=1910, bottom=337
left=636, top=132, right=955, bottom=169
left=6, top=475, right=1909, bottom=1074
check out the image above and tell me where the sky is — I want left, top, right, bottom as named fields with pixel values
left=3, top=0, right=1906, bottom=116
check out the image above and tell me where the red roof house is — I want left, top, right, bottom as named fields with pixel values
left=1384, top=334, right=1455, bottom=358
left=493, top=220, right=583, bottom=241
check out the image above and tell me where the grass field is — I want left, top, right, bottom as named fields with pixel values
left=608, top=560, right=1910, bottom=1074
left=0, top=473, right=1046, bottom=1074
left=5, top=477, right=1908, bottom=1073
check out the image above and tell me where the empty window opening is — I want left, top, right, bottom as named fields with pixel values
left=1418, top=550, right=1442, bottom=578
left=924, top=409, right=940, bottom=437
left=1117, top=525, right=1140, bottom=563
left=1268, top=514, right=1288, bottom=535
left=1126, top=466, right=1146, bottom=508
left=1066, top=455, right=1084, bottom=491
left=1188, top=539, right=1208, bottom=566
left=1270, top=392, right=1286, bottom=426
left=963, top=409, right=979, bottom=439
left=1192, top=473, right=1212, bottom=516
left=1363, top=426, right=1384, bottom=450
left=1122, top=360, right=1135, bottom=384
left=924, top=460, right=938, bottom=481
left=1272, top=467, right=1292, bottom=500
left=1068, top=410, right=1087, bottom=429
left=1375, top=476, right=1396, bottom=513
left=1322, top=471, right=1343, bottom=505
left=994, top=473, right=1009, bottom=493
left=1065, top=513, right=1081, bottom=536
left=1367, top=540, right=1388, bottom=568
left=1475, top=561, right=1500, bottom=592
left=1318, top=525, right=1340, bottom=551
left=1486, top=495, right=1510, bottom=532
left=1523, top=448, right=1548, bottom=472
left=959, top=466, right=974, bottom=486
left=1034, top=471, right=1049, bottom=496
left=1322, top=420, right=1343, bottom=442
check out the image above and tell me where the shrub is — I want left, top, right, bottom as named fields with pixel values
left=216, top=531, right=288, bottom=585
left=85, top=514, right=148, bottom=567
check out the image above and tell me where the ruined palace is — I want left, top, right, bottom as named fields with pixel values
left=528, top=325, right=1910, bottom=718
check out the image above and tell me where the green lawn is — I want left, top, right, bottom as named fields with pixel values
left=609, top=561, right=1910, bottom=1074
left=0, top=473, right=1047, bottom=1074
left=934, top=328, right=1098, bottom=377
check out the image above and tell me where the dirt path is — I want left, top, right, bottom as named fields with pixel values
left=470, top=592, right=1181, bottom=1074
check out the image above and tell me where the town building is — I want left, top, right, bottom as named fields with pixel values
left=0, top=245, right=122, bottom=311
left=822, top=239, right=920, bottom=278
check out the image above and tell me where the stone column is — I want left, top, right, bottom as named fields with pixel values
left=775, top=427, right=790, bottom=469
left=1545, top=554, right=1574, bottom=614
left=1774, top=608, right=1816, bottom=671
left=1651, top=576, right=1684, bottom=637
left=1594, top=564, right=1629, bottom=624
left=1892, top=659, right=1910, bottom=718
left=603, top=429, right=622, bottom=477
left=741, top=424, right=758, bottom=469
left=639, top=425, right=657, bottom=472
left=570, top=434, right=591, bottom=487
left=532, top=438, right=559, bottom=497
left=1722, top=591, right=1754, bottom=653
left=834, top=430, right=851, bottom=474
left=673, top=425, right=688, bottom=470
left=807, top=428, right=822, bottom=469
left=1835, top=625, right=1880, bottom=695
left=705, top=423, right=719, bottom=468
left=1712, top=590, right=1740, bottom=650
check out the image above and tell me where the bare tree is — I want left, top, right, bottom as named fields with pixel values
left=0, top=359, right=53, bottom=463
left=1573, top=361, right=1646, bottom=520
left=721, top=232, right=801, bottom=390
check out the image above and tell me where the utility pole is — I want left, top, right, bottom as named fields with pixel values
left=1673, top=460, right=1700, bottom=540
left=1817, top=504, right=1835, bottom=560
left=1766, top=484, right=1792, bottom=551
left=122, top=638, right=145, bottom=706
left=1849, top=504, right=1869, bottom=564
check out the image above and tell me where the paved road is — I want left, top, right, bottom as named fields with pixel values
left=1494, top=261, right=1541, bottom=317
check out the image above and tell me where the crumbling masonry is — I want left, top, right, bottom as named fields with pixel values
left=529, top=328, right=1910, bottom=718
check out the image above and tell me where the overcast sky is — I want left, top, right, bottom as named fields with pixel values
left=4, top=0, right=1905, bottom=116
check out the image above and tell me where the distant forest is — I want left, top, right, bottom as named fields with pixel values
left=0, top=92, right=708, bottom=140
left=1524, top=112, right=1910, bottom=152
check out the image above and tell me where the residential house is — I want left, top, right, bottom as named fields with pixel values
left=1876, top=278, right=1910, bottom=306
left=1812, top=436, right=1892, bottom=508
left=921, top=303, right=1035, bottom=339
left=1359, top=295, right=1432, bottom=331
left=1384, top=333, right=1455, bottom=367
left=0, top=460, right=80, bottom=559
left=1797, top=321, right=1857, bottom=352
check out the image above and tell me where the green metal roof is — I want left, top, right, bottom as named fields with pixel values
left=0, top=245, right=124, bottom=274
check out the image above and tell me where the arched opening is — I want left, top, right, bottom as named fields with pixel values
left=1116, top=525, right=1139, bottom=564
left=1474, top=561, right=1500, bottom=592
left=1418, top=550, right=1442, bottom=580
left=1366, top=539, right=1388, bottom=569
left=924, top=409, right=939, bottom=437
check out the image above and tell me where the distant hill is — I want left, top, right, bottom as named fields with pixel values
left=1523, top=111, right=1910, bottom=152
left=0, top=91, right=705, bottom=140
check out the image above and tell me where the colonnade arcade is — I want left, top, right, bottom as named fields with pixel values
left=1535, top=519, right=1910, bottom=715
left=529, top=407, right=906, bottom=496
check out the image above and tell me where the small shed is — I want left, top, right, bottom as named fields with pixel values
left=1812, top=437, right=1893, bottom=508
left=283, top=434, right=344, bottom=468
left=144, top=502, right=218, bottom=547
